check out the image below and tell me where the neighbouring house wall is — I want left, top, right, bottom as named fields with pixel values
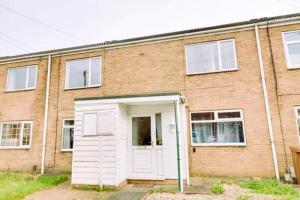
left=1, top=22, right=300, bottom=178
left=260, top=24, right=300, bottom=173
left=0, top=58, right=48, bottom=171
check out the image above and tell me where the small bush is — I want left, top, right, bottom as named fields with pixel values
left=236, top=194, right=249, bottom=200
left=211, top=182, right=225, bottom=195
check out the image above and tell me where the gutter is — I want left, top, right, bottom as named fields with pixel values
left=254, top=24, right=280, bottom=180
left=41, top=54, right=52, bottom=174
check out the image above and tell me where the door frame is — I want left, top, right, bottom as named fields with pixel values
left=128, top=112, right=164, bottom=180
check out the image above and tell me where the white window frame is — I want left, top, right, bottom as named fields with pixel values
left=0, top=121, right=33, bottom=149
left=190, top=109, right=246, bottom=146
left=282, top=30, right=300, bottom=69
left=65, top=57, right=102, bottom=89
left=185, top=39, right=238, bottom=75
left=294, top=106, right=300, bottom=144
left=61, top=118, right=74, bottom=152
left=6, top=65, right=38, bottom=92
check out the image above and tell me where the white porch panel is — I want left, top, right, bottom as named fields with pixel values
left=71, top=94, right=188, bottom=187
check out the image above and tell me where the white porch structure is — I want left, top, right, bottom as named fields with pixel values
left=71, top=93, right=189, bottom=191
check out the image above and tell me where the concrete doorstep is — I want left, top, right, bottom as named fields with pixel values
left=106, top=185, right=150, bottom=200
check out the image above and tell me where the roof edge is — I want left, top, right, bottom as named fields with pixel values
left=1, top=12, right=300, bottom=62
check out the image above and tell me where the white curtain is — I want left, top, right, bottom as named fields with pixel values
left=186, top=42, right=219, bottom=74
left=220, top=41, right=235, bottom=70
left=62, top=128, right=71, bottom=149
left=192, top=121, right=243, bottom=144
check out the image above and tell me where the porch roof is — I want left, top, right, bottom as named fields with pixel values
left=74, top=92, right=183, bottom=105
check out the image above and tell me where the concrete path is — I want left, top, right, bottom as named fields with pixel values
left=25, top=181, right=111, bottom=200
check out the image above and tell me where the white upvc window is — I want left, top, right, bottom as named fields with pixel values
left=282, top=30, right=300, bottom=68
left=190, top=110, right=246, bottom=146
left=65, top=57, right=101, bottom=89
left=7, top=65, right=38, bottom=91
left=0, top=121, right=33, bottom=148
left=185, top=39, right=238, bottom=75
left=61, top=118, right=74, bottom=151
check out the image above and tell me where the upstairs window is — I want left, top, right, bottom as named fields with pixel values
left=0, top=121, right=32, bottom=148
left=65, top=57, right=101, bottom=89
left=185, top=39, right=238, bottom=74
left=190, top=110, right=245, bottom=146
left=7, top=65, right=37, bottom=91
left=61, top=119, right=74, bottom=151
left=283, top=30, right=300, bottom=68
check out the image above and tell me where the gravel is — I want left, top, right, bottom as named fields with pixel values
left=146, top=184, right=280, bottom=200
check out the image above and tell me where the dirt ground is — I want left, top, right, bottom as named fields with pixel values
left=24, top=181, right=112, bottom=200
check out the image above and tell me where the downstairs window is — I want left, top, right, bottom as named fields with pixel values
left=0, top=121, right=32, bottom=148
left=61, top=119, right=74, bottom=151
left=190, top=110, right=245, bottom=146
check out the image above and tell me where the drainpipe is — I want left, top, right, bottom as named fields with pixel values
left=174, top=100, right=183, bottom=192
left=41, top=54, right=52, bottom=174
left=179, top=97, right=190, bottom=186
left=254, top=24, right=280, bottom=180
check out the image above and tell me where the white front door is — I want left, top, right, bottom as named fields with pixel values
left=129, top=113, right=164, bottom=179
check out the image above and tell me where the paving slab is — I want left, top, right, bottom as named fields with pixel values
left=25, top=181, right=112, bottom=200
left=107, top=185, right=149, bottom=200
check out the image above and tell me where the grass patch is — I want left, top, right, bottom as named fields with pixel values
left=239, top=178, right=300, bottom=199
left=0, top=172, right=68, bottom=200
left=211, top=182, right=224, bottom=195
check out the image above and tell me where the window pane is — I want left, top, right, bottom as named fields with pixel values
left=22, top=123, right=31, bottom=146
left=27, top=67, right=37, bottom=88
left=192, top=121, right=244, bottom=144
left=284, top=32, right=300, bottom=42
left=220, top=41, right=236, bottom=70
left=8, top=67, right=27, bottom=90
left=67, top=59, right=89, bottom=88
left=217, top=121, right=244, bottom=143
left=192, top=123, right=214, bottom=143
left=287, top=43, right=300, bottom=66
left=186, top=42, right=219, bottom=74
left=1, top=123, right=21, bottom=147
left=91, top=58, right=101, bottom=85
left=62, top=127, right=74, bottom=149
left=64, top=120, right=74, bottom=126
left=218, top=112, right=241, bottom=119
left=132, top=117, right=151, bottom=146
left=191, top=112, right=214, bottom=121
left=155, top=113, right=163, bottom=145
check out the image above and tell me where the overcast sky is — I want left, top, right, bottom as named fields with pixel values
left=0, top=0, right=299, bottom=57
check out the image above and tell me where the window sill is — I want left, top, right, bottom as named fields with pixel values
left=61, top=149, right=73, bottom=152
left=0, top=147, right=31, bottom=150
left=64, top=85, right=101, bottom=91
left=186, top=68, right=238, bottom=76
left=287, top=66, right=300, bottom=70
left=5, top=88, right=36, bottom=93
left=191, top=143, right=246, bottom=147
